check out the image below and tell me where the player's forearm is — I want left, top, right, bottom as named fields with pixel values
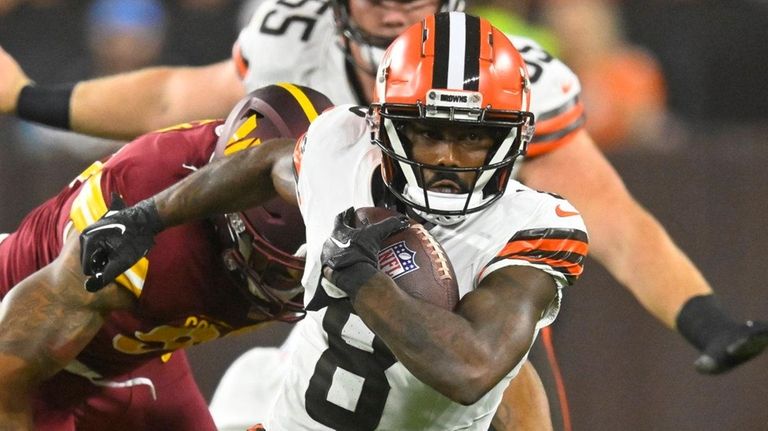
left=0, top=399, right=33, bottom=430
left=591, top=206, right=711, bottom=328
left=18, top=62, right=242, bottom=141
left=491, top=361, right=554, bottom=431
left=353, top=274, right=528, bottom=405
left=0, top=338, right=54, bottom=430
left=522, top=133, right=712, bottom=328
left=0, top=285, right=80, bottom=382
left=13, top=67, right=179, bottom=140
left=73, top=62, right=244, bottom=139
left=70, top=67, right=185, bottom=139
left=154, top=138, right=293, bottom=227
left=0, top=255, right=114, bottom=388
left=0, top=355, right=36, bottom=431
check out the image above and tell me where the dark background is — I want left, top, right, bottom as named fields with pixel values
left=2, top=0, right=767, bottom=429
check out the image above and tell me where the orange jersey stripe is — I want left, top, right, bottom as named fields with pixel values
left=526, top=129, right=581, bottom=158
left=527, top=102, right=585, bottom=158
left=535, top=101, right=584, bottom=137
left=511, top=255, right=584, bottom=276
left=500, top=237, right=589, bottom=257
left=492, top=228, right=589, bottom=282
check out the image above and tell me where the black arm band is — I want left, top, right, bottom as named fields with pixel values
left=676, top=294, right=741, bottom=351
left=16, top=83, right=75, bottom=130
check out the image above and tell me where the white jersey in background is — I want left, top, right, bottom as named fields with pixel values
left=266, top=106, right=588, bottom=430
left=235, top=0, right=583, bottom=157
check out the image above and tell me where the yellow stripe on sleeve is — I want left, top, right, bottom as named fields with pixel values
left=70, top=172, right=109, bottom=232
left=69, top=172, right=148, bottom=297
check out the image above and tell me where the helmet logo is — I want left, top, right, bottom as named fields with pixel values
left=224, top=114, right=260, bottom=155
left=427, top=89, right=482, bottom=109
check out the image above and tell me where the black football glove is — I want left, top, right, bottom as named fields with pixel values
left=80, top=195, right=164, bottom=292
left=693, top=320, right=768, bottom=374
left=321, top=207, right=408, bottom=299
left=677, top=294, right=768, bottom=374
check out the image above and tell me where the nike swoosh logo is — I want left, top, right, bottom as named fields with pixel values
left=555, top=204, right=579, bottom=217
left=87, top=223, right=127, bottom=235
left=330, top=237, right=351, bottom=248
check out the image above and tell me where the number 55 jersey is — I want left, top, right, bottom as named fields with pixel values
left=268, top=106, right=589, bottom=430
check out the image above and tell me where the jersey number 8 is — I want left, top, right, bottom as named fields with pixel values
left=305, top=299, right=396, bottom=431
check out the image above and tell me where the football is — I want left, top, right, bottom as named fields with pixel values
left=354, top=207, right=460, bottom=311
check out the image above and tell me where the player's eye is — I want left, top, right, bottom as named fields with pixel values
left=421, top=130, right=443, bottom=141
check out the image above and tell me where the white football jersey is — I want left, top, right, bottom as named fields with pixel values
left=236, top=0, right=583, bottom=157
left=267, top=106, right=588, bottom=430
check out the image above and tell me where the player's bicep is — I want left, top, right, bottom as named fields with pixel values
left=458, top=265, right=558, bottom=333
left=0, top=233, right=134, bottom=381
left=449, top=265, right=558, bottom=380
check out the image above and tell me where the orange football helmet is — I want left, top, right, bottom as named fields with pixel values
left=370, top=12, right=535, bottom=223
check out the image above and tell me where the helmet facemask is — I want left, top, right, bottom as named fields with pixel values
left=218, top=212, right=306, bottom=323
left=368, top=12, right=536, bottom=225
left=371, top=96, right=534, bottom=224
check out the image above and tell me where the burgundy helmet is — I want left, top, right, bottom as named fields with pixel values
left=212, top=83, right=333, bottom=322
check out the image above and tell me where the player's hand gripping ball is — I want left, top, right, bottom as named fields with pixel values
left=355, top=207, right=459, bottom=311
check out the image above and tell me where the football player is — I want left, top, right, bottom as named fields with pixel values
left=0, top=84, right=330, bottom=430
left=78, top=14, right=589, bottom=430
left=1, top=0, right=765, bottom=381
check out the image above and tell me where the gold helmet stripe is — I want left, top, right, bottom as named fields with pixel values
left=277, top=82, right=319, bottom=122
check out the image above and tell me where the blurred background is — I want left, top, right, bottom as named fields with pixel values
left=1, top=0, right=766, bottom=429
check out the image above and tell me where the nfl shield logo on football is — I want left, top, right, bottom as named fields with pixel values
left=378, top=241, right=419, bottom=279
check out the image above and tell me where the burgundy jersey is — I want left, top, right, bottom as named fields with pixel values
left=0, top=121, right=272, bottom=378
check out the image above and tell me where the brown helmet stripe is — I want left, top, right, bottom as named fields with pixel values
left=432, top=13, right=451, bottom=89
left=429, top=13, right=482, bottom=91
left=462, top=14, right=480, bottom=91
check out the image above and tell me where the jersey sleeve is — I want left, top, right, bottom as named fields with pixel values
left=293, top=105, right=369, bottom=214
left=480, top=194, right=588, bottom=288
left=511, top=36, right=586, bottom=158
left=69, top=162, right=149, bottom=297
left=484, top=225, right=588, bottom=287
left=68, top=122, right=219, bottom=297
left=478, top=194, right=588, bottom=328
